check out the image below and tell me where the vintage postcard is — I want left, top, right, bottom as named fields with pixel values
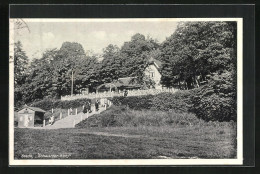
left=9, top=18, right=243, bottom=166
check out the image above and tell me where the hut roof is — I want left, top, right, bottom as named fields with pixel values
left=19, top=106, right=46, bottom=113
left=27, top=106, right=46, bottom=113
left=114, top=77, right=141, bottom=89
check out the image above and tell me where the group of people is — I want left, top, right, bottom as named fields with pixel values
left=83, top=100, right=101, bottom=114
left=48, top=99, right=105, bottom=125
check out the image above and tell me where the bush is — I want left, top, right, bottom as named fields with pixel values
left=151, top=91, right=193, bottom=113
left=30, top=98, right=92, bottom=111
left=111, top=71, right=236, bottom=122
left=191, top=71, right=236, bottom=121
left=111, top=91, right=193, bottom=113
left=76, top=105, right=200, bottom=128
left=111, top=95, right=154, bottom=110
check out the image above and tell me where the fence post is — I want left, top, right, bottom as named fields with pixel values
left=60, top=112, right=62, bottom=120
left=52, top=108, right=53, bottom=113
left=76, top=108, right=78, bottom=115
left=87, top=112, right=89, bottom=118
left=43, top=120, right=45, bottom=127
left=105, top=104, right=107, bottom=110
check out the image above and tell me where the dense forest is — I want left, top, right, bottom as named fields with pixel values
left=14, top=21, right=237, bottom=118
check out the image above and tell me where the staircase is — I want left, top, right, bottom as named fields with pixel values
left=43, top=106, right=107, bottom=129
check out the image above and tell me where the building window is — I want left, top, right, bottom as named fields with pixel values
left=150, top=72, right=154, bottom=78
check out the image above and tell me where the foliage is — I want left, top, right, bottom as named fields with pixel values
left=14, top=36, right=162, bottom=107
left=14, top=41, right=29, bottom=108
left=111, top=82, right=236, bottom=122
left=98, top=44, right=122, bottom=84
left=14, top=41, right=29, bottom=85
left=141, top=75, right=156, bottom=89
left=120, top=33, right=160, bottom=80
left=15, top=42, right=101, bottom=106
left=111, top=95, right=154, bottom=110
left=14, top=22, right=237, bottom=123
left=30, top=98, right=91, bottom=111
left=111, top=91, right=193, bottom=113
left=160, top=21, right=237, bottom=89
left=151, top=91, right=193, bottom=113
left=76, top=105, right=200, bottom=128
left=191, top=71, right=237, bottom=121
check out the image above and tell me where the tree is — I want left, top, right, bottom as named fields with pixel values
left=22, top=49, right=58, bottom=102
left=14, top=41, right=29, bottom=85
left=98, top=44, right=122, bottom=84
left=191, top=70, right=237, bottom=121
left=160, top=21, right=237, bottom=89
left=54, top=42, right=88, bottom=96
left=14, top=41, right=29, bottom=107
left=19, top=42, right=89, bottom=104
left=74, top=55, right=100, bottom=93
left=120, top=33, right=160, bottom=79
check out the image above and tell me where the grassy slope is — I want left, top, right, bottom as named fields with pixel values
left=14, top=126, right=236, bottom=159
left=14, top=113, right=236, bottom=159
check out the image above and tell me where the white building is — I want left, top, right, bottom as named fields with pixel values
left=144, top=57, right=162, bottom=89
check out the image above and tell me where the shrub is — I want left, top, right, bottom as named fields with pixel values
left=191, top=71, right=236, bottom=121
left=151, top=91, right=193, bottom=113
left=111, top=91, right=193, bottom=113
left=30, top=98, right=92, bottom=111
left=111, top=71, right=236, bottom=122
left=76, top=105, right=200, bottom=128
left=111, top=95, right=154, bottom=110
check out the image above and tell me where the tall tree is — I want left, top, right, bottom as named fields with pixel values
left=14, top=41, right=29, bottom=85
left=14, top=41, right=29, bottom=107
left=120, top=33, right=160, bottom=78
left=160, top=21, right=237, bottom=89
left=99, top=44, right=122, bottom=84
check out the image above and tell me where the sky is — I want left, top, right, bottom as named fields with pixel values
left=13, top=19, right=179, bottom=60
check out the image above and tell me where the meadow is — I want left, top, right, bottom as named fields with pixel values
left=14, top=105, right=237, bottom=159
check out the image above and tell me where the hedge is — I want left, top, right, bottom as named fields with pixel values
left=191, top=71, right=236, bottom=121
left=151, top=91, right=193, bottom=113
left=30, top=98, right=92, bottom=111
left=111, top=91, right=193, bottom=113
left=31, top=71, right=236, bottom=122
left=111, top=95, right=154, bottom=110
left=111, top=71, right=236, bottom=122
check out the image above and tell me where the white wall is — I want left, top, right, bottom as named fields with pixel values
left=144, top=64, right=162, bottom=89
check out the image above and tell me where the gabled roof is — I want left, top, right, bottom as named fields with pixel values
left=148, top=57, right=162, bottom=69
left=118, top=77, right=136, bottom=84
left=27, top=106, right=46, bottom=113
left=19, top=106, right=46, bottom=113
left=114, top=77, right=141, bottom=88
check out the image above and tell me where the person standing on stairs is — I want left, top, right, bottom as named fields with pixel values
left=49, top=115, right=55, bottom=125
left=95, top=99, right=100, bottom=112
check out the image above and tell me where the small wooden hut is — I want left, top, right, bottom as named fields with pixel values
left=17, top=106, right=46, bottom=128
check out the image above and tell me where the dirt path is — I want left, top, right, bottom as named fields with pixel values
left=76, top=131, right=145, bottom=139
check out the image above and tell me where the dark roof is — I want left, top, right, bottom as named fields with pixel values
left=25, top=106, right=46, bottom=113
left=148, top=57, right=162, bottom=68
left=113, top=77, right=141, bottom=88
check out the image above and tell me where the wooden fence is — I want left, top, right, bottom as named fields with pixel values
left=61, top=88, right=178, bottom=101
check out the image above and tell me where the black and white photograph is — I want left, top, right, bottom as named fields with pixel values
left=9, top=17, right=243, bottom=166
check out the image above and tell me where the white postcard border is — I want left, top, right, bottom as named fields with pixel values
left=9, top=18, right=243, bottom=166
